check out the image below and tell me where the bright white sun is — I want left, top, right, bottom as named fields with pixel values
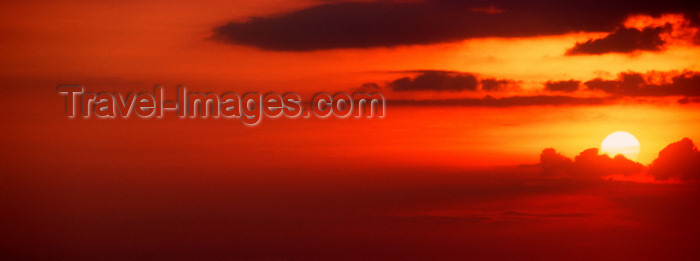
left=600, top=131, right=640, bottom=161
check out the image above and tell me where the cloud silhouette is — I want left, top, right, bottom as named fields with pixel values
left=391, top=95, right=614, bottom=107
left=678, top=97, right=700, bottom=104
left=389, top=71, right=478, bottom=92
left=358, top=69, right=700, bottom=107
left=382, top=71, right=519, bottom=92
left=648, top=138, right=700, bottom=181
left=356, top=82, right=382, bottom=93
left=545, top=80, right=580, bottom=92
left=540, top=148, right=643, bottom=178
left=585, top=71, right=700, bottom=97
left=211, top=0, right=700, bottom=51
left=583, top=78, right=619, bottom=93
left=540, top=148, right=574, bottom=177
left=382, top=69, right=700, bottom=98
left=481, top=78, right=518, bottom=91
left=566, top=26, right=668, bottom=55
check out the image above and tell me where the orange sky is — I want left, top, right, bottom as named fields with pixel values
left=2, top=1, right=699, bottom=166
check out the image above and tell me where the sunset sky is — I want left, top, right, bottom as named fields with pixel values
left=2, top=0, right=700, bottom=259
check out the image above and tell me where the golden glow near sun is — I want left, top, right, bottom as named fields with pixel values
left=601, top=131, right=641, bottom=161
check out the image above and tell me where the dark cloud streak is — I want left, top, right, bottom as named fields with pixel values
left=649, top=138, right=700, bottom=181
left=390, top=95, right=614, bottom=107
left=481, top=78, right=517, bottom=91
left=585, top=71, right=700, bottom=97
left=389, top=71, right=478, bottom=92
left=545, top=80, right=580, bottom=92
left=211, top=1, right=700, bottom=51
left=540, top=147, right=644, bottom=178
left=566, top=26, right=668, bottom=55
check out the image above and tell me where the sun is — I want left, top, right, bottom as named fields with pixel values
left=600, top=131, right=640, bottom=161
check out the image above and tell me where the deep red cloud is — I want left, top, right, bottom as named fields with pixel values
left=211, top=0, right=700, bottom=51
left=481, top=78, right=518, bottom=91
left=566, top=26, right=669, bottom=55
left=585, top=71, right=700, bottom=97
left=540, top=148, right=643, bottom=178
left=649, top=138, right=700, bottom=181
left=545, top=80, right=580, bottom=92
left=389, top=71, right=478, bottom=92
left=390, top=96, right=614, bottom=107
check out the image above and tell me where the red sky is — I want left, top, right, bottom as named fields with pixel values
left=1, top=0, right=700, bottom=259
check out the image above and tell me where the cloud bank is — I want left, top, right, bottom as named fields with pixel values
left=541, top=138, right=700, bottom=182
left=211, top=0, right=700, bottom=51
left=540, top=148, right=644, bottom=178
left=584, top=71, right=700, bottom=97
left=389, top=71, right=478, bottom=92
left=359, top=69, right=700, bottom=108
left=566, top=26, right=668, bottom=55
left=390, top=96, right=613, bottom=107
left=649, top=138, right=700, bottom=181
left=545, top=80, right=580, bottom=92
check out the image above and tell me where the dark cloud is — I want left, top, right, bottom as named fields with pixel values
left=545, top=80, right=580, bottom=92
left=211, top=1, right=700, bottom=51
left=356, top=82, right=381, bottom=92
left=648, top=138, right=700, bottom=181
left=540, top=148, right=574, bottom=177
left=389, top=71, right=478, bottom=91
left=384, top=71, right=517, bottom=92
left=542, top=138, right=700, bottom=182
left=391, top=95, right=613, bottom=107
left=481, top=78, right=518, bottom=91
left=566, top=26, right=668, bottom=55
left=352, top=71, right=617, bottom=107
left=678, top=96, right=700, bottom=104
left=583, top=78, right=618, bottom=93
left=540, top=148, right=643, bottom=178
left=365, top=69, right=700, bottom=105
left=584, top=71, right=700, bottom=97
left=385, top=69, right=700, bottom=97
